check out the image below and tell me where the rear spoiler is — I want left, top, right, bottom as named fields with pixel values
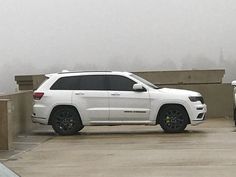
left=45, top=70, right=70, bottom=78
left=232, top=81, right=236, bottom=87
left=45, top=73, right=57, bottom=78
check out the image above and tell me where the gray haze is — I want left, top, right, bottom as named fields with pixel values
left=0, top=0, right=236, bottom=93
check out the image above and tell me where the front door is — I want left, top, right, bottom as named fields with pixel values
left=108, top=75, right=151, bottom=121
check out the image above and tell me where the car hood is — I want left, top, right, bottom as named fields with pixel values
left=157, top=88, right=201, bottom=96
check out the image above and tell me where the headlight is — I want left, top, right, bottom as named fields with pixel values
left=189, top=96, right=204, bottom=104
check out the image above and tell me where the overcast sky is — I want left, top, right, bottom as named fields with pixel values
left=0, top=0, right=236, bottom=92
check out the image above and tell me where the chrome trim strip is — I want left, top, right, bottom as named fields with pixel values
left=124, top=111, right=147, bottom=113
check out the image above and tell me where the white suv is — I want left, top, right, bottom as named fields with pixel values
left=32, top=71, right=207, bottom=135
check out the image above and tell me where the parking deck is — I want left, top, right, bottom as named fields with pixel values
left=1, top=118, right=236, bottom=177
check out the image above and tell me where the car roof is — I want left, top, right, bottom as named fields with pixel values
left=46, top=71, right=132, bottom=78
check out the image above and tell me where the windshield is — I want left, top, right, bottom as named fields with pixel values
left=130, top=74, right=159, bottom=89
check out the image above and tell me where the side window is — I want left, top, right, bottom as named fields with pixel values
left=50, top=77, right=80, bottom=90
left=50, top=75, right=107, bottom=90
left=108, top=75, right=136, bottom=91
left=79, top=75, right=106, bottom=90
left=51, top=75, right=106, bottom=90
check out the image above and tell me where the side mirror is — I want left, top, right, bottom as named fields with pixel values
left=232, top=81, right=236, bottom=87
left=133, top=84, right=146, bottom=92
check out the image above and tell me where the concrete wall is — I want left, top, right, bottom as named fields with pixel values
left=134, top=70, right=225, bottom=85
left=15, top=70, right=226, bottom=91
left=134, top=70, right=234, bottom=118
left=0, top=91, right=43, bottom=150
left=162, top=84, right=234, bottom=118
left=13, top=70, right=234, bottom=119
left=0, top=70, right=234, bottom=150
left=15, top=75, right=47, bottom=91
left=0, top=91, right=37, bottom=138
left=0, top=100, right=11, bottom=150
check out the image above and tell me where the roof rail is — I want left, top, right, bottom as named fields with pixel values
left=58, top=71, right=113, bottom=74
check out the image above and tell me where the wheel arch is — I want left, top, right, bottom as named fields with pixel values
left=156, top=103, right=190, bottom=124
left=48, top=105, right=82, bottom=125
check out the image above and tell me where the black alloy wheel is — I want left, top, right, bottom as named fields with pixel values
left=51, top=107, right=83, bottom=135
left=159, top=105, right=189, bottom=133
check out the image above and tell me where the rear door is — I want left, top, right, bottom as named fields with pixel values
left=71, top=75, right=109, bottom=122
left=108, top=75, right=151, bottom=121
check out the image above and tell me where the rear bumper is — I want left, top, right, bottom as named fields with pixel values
left=32, top=115, right=48, bottom=125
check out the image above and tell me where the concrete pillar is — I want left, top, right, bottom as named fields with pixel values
left=0, top=99, right=11, bottom=150
left=15, top=75, right=46, bottom=91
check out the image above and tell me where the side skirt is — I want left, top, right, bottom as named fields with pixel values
left=89, top=121, right=156, bottom=126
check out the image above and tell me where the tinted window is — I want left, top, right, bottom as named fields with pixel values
left=79, top=75, right=106, bottom=90
left=108, top=75, right=136, bottom=91
left=51, top=77, right=79, bottom=90
left=50, top=75, right=106, bottom=90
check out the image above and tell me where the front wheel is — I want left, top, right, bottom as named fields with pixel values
left=159, top=105, right=189, bottom=133
left=51, top=107, right=84, bottom=135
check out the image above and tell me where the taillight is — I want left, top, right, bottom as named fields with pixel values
left=33, top=92, right=44, bottom=100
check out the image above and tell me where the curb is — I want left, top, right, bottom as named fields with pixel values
left=0, top=163, right=19, bottom=177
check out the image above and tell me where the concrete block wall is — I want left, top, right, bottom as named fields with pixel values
left=0, top=91, right=43, bottom=150
left=13, top=69, right=234, bottom=119
left=134, top=70, right=234, bottom=118
left=15, top=75, right=47, bottom=91
left=0, top=91, right=41, bottom=141
left=134, top=70, right=225, bottom=85
left=0, top=100, right=11, bottom=150
left=0, top=69, right=234, bottom=150
left=162, top=84, right=234, bottom=118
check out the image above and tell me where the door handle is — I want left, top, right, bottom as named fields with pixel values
left=75, top=92, right=85, bottom=96
left=111, top=93, right=120, bottom=96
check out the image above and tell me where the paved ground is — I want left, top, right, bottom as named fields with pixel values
left=1, top=118, right=236, bottom=177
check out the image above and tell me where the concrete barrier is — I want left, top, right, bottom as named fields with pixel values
left=134, top=70, right=234, bottom=118
left=0, top=99, right=11, bottom=150
left=0, top=91, right=39, bottom=137
left=15, top=70, right=226, bottom=91
left=15, top=75, right=47, bottom=91
left=0, top=91, right=44, bottom=150
left=0, top=70, right=234, bottom=150
left=134, top=70, right=225, bottom=85
left=162, top=84, right=234, bottom=118
left=13, top=70, right=234, bottom=119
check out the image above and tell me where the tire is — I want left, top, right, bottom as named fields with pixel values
left=51, top=107, right=84, bottom=135
left=159, top=105, right=189, bottom=133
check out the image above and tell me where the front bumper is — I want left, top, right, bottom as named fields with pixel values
left=190, top=104, right=207, bottom=125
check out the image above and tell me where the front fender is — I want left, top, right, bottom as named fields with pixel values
left=149, top=99, right=192, bottom=123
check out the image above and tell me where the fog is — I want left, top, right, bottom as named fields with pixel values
left=0, top=0, right=236, bottom=93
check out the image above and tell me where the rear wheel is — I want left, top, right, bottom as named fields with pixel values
left=51, top=107, right=84, bottom=135
left=159, top=105, right=189, bottom=133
